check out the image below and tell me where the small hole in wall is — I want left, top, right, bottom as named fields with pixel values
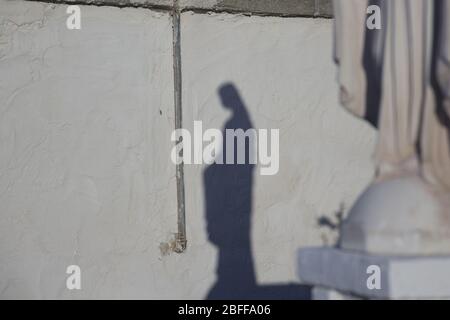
left=159, top=109, right=162, bottom=116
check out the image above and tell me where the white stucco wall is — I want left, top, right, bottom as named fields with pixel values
left=181, top=12, right=376, bottom=287
left=0, top=0, right=180, bottom=299
left=0, top=0, right=376, bottom=299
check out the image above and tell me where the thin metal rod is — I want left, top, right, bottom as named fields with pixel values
left=172, top=0, right=186, bottom=253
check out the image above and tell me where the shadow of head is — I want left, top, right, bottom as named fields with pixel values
left=217, top=83, right=253, bottom=134
left=218, top=82, right=244, bottom=111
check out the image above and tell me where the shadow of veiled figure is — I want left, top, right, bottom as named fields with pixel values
left=204, top=83, right=310, bottom=299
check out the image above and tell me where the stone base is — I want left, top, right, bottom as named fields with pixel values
left=339, top=175, right=450, bottom=255
left=312, top=287, right=361, bottom=300
left=298, top=247, right=450, bottom=299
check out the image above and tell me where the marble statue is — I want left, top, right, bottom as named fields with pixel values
left=333, top=0, right=450, bottom=255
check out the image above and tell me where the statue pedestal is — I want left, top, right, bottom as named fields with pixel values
left=297, top=247, right=450, bottom=299
left=338, top=174, right=450, bottom=256
left=297, top=174, right=450, bottom=299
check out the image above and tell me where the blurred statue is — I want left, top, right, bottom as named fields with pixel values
left=333, top=0, right=450, bottom=255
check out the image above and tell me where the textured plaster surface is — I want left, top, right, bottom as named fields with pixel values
left=0, top=0, right=184, bottom=299
left=180, top=0, right=325, bottom=16
left=27, top=0, right=333, bottom=17
left=29, top=0, right=173, bottom=9
left=181, top=12, right=376, bottom=286
left=1, top=1, right=372, bottom=299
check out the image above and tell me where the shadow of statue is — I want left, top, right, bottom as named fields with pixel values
left=204, top=83, right=310, bottom=299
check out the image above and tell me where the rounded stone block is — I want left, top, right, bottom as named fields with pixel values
left=340, top=175, right=450, bottom=255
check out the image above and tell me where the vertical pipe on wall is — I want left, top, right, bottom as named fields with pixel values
left=172, top=0, right=187, bottom=253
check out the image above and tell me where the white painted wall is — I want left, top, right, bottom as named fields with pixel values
left=0, top=0, right=376, bottom=299
left=181, top=12, right=376, bottom=288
